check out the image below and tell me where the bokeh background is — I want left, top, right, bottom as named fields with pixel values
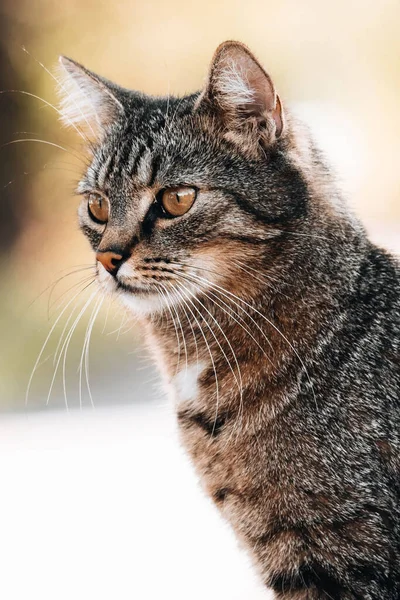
left=0, top=1, right=399, bottom=599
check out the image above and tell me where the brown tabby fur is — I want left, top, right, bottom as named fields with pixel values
left=58, top=41, right=400, bottom=599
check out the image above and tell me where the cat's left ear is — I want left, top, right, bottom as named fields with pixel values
left=57, top=56, right=125, bottom=141
left=197, top=41, right=284, bottom=151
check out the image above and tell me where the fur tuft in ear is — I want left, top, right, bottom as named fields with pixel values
left=198, top=41, right=284, bottom=149
left=57, top=56, right=124, bottom=140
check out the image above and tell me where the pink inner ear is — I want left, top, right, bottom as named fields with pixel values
left=272, top=95, right=284, bottom=138
left=207, top=42, right=284, bottom=138
left=234, top=51, right=276, bottom=115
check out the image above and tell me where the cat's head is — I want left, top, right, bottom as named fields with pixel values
left=58, top=41, right=311, bottom=316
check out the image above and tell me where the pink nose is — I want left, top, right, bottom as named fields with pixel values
left=96, top=251, right=123, bottom=275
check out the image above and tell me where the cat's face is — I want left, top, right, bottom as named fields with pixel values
left=59, top=42, right=307, bottom=316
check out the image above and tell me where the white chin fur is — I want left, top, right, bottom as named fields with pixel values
left=97, top=263, right=178, bottom=317
left=118, top=290, right=166, bottom=316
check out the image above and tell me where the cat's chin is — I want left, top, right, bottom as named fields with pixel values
left=97, top=265, right=173, bottom=317
left=117, top=288, right=168, bottom=317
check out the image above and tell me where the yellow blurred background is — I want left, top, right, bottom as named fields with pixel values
left=0, top=0, right=399, bottom=409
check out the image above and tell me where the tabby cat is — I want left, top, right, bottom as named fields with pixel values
left=57, top=41, right=400, bottom=599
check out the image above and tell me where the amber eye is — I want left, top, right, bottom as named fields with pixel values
left=160, top=186, right=197, bottom=217
left=87, top=193, right=109, bottom=224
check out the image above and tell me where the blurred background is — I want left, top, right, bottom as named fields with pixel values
left=0, top=0, right=399, bottom=598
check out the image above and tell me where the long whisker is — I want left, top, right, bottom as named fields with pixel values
left=101, top=297, right=111, bottom=335
left=157, top=284, right=182, bottom=375
left=182, top=270, right=317, bottom=409
left=159, top=282, right=188, bottom=376
left=106, top=310, right=128, bottom=337
left=59, top=291, right=97, bottom=410
left=172, top=285, right=199, bottom=374
left=178, top=270, right=274, bottom=353
left=181, top=276, right=273, bottom=366
left=52, top=294, right=83, bottom=368
left=178, top=282, right=242, bottom=394
left=12, top=131, right=89, bottom=163
left=115, top=312, right=138, bottom=337
left=0, top=138, right=86, bottom=165
left=25, top=281, right=94, bottom=406
left=52, top=278, right=96, bottom=365
left=2, top=165, right=82, bottom=191
left=20, top=46, right=96, bottom=143
left=48, top=273, right=96, bottom=319
left=45, top=287, right=96, bottom=407
left=173, top=284, right=220, bottom=417
left=27, top=264, right=94, bottom=312
left=234, top=259, right=291, bottom=291
left=115, top=311, right=129, bottom=341
left=78, top=296, right=97, bottom=410
left=175, top=270, right=280, bottom=440
left=82, top=296, right=104, bottom=409
left=177, top=283, right=243, bottom=438
left=170, top=258, right=287, bottom=298
left=0, top=89, right=89, bottom=144
left=168, top=260, right=228, bottom=280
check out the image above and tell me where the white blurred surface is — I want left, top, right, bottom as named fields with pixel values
left=0, top=403, right=271, bottom=600
left=2, top=223, right=398, bottom=600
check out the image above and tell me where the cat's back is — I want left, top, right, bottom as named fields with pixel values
left=349, top=241, right=400, bottom=388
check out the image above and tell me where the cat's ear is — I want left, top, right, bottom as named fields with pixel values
left=197, top=41, right=284, bottom=150
left=57, top=56, right=125, bottom=140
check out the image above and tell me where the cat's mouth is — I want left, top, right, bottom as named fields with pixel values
left=115, top=280, right=155, bottom=295
left=96, top=258, right=207, bottom=316
left=97, top=262, right=157, bottom=295
left=96, top=263, right=175, bottom=316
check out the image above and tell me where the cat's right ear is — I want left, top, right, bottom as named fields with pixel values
left=57, top=56, right=125, bottom=141
left=196, top=41, right=284, bottom=153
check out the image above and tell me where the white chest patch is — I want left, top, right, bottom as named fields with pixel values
left=171, top=362, right=206, bottom=408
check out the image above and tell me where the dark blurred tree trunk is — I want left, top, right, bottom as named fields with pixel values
left=0, top=8, right=27, bottom=253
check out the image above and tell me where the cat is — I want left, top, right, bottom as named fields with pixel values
left=57, top=41, right=400, bottom=599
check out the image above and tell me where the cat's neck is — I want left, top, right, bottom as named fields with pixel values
left=143, top=219, right=367, bottom=415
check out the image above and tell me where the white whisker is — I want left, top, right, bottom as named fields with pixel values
left=157, top=284, right=182, bottom=375
left=174, top=284, right=220, bottom=418
left=83, top=296, right=104, bottom=409
left=1, top=138, right=86, bottom=165
left=160, top=284, right=188, bottom=377
left=60, top=291, right=98, bottom=410
left=178, top=283, right=243, bottom=439
left=52, top=279, right=96, bottom=364
left=46, top=290, right=97, bottom=409
left=173, top=286, right=200, bottom=374
left=25, top=282, right=94, bottom=407
left=185, top=278, right=273, bottom=366
left=183, top=270, right=317, bottom=409
left=181, top=270, right=274, bottom=354
left=0, top=88, right=88, bottom=144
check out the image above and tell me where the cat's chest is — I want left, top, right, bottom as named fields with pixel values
left=168, top=362, right=321, bottom=545
left=169, top=362, right=207, bottom=409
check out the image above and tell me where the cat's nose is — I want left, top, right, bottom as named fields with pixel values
left=96, top=250, right=124, bottom=276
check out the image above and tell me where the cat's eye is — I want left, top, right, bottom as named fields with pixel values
left=87, top=193, right=109, bottom=224
left=160, top=186, right=197, bottom=217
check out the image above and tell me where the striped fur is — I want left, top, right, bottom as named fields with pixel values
left=60, top=41, right=400, bottom=599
